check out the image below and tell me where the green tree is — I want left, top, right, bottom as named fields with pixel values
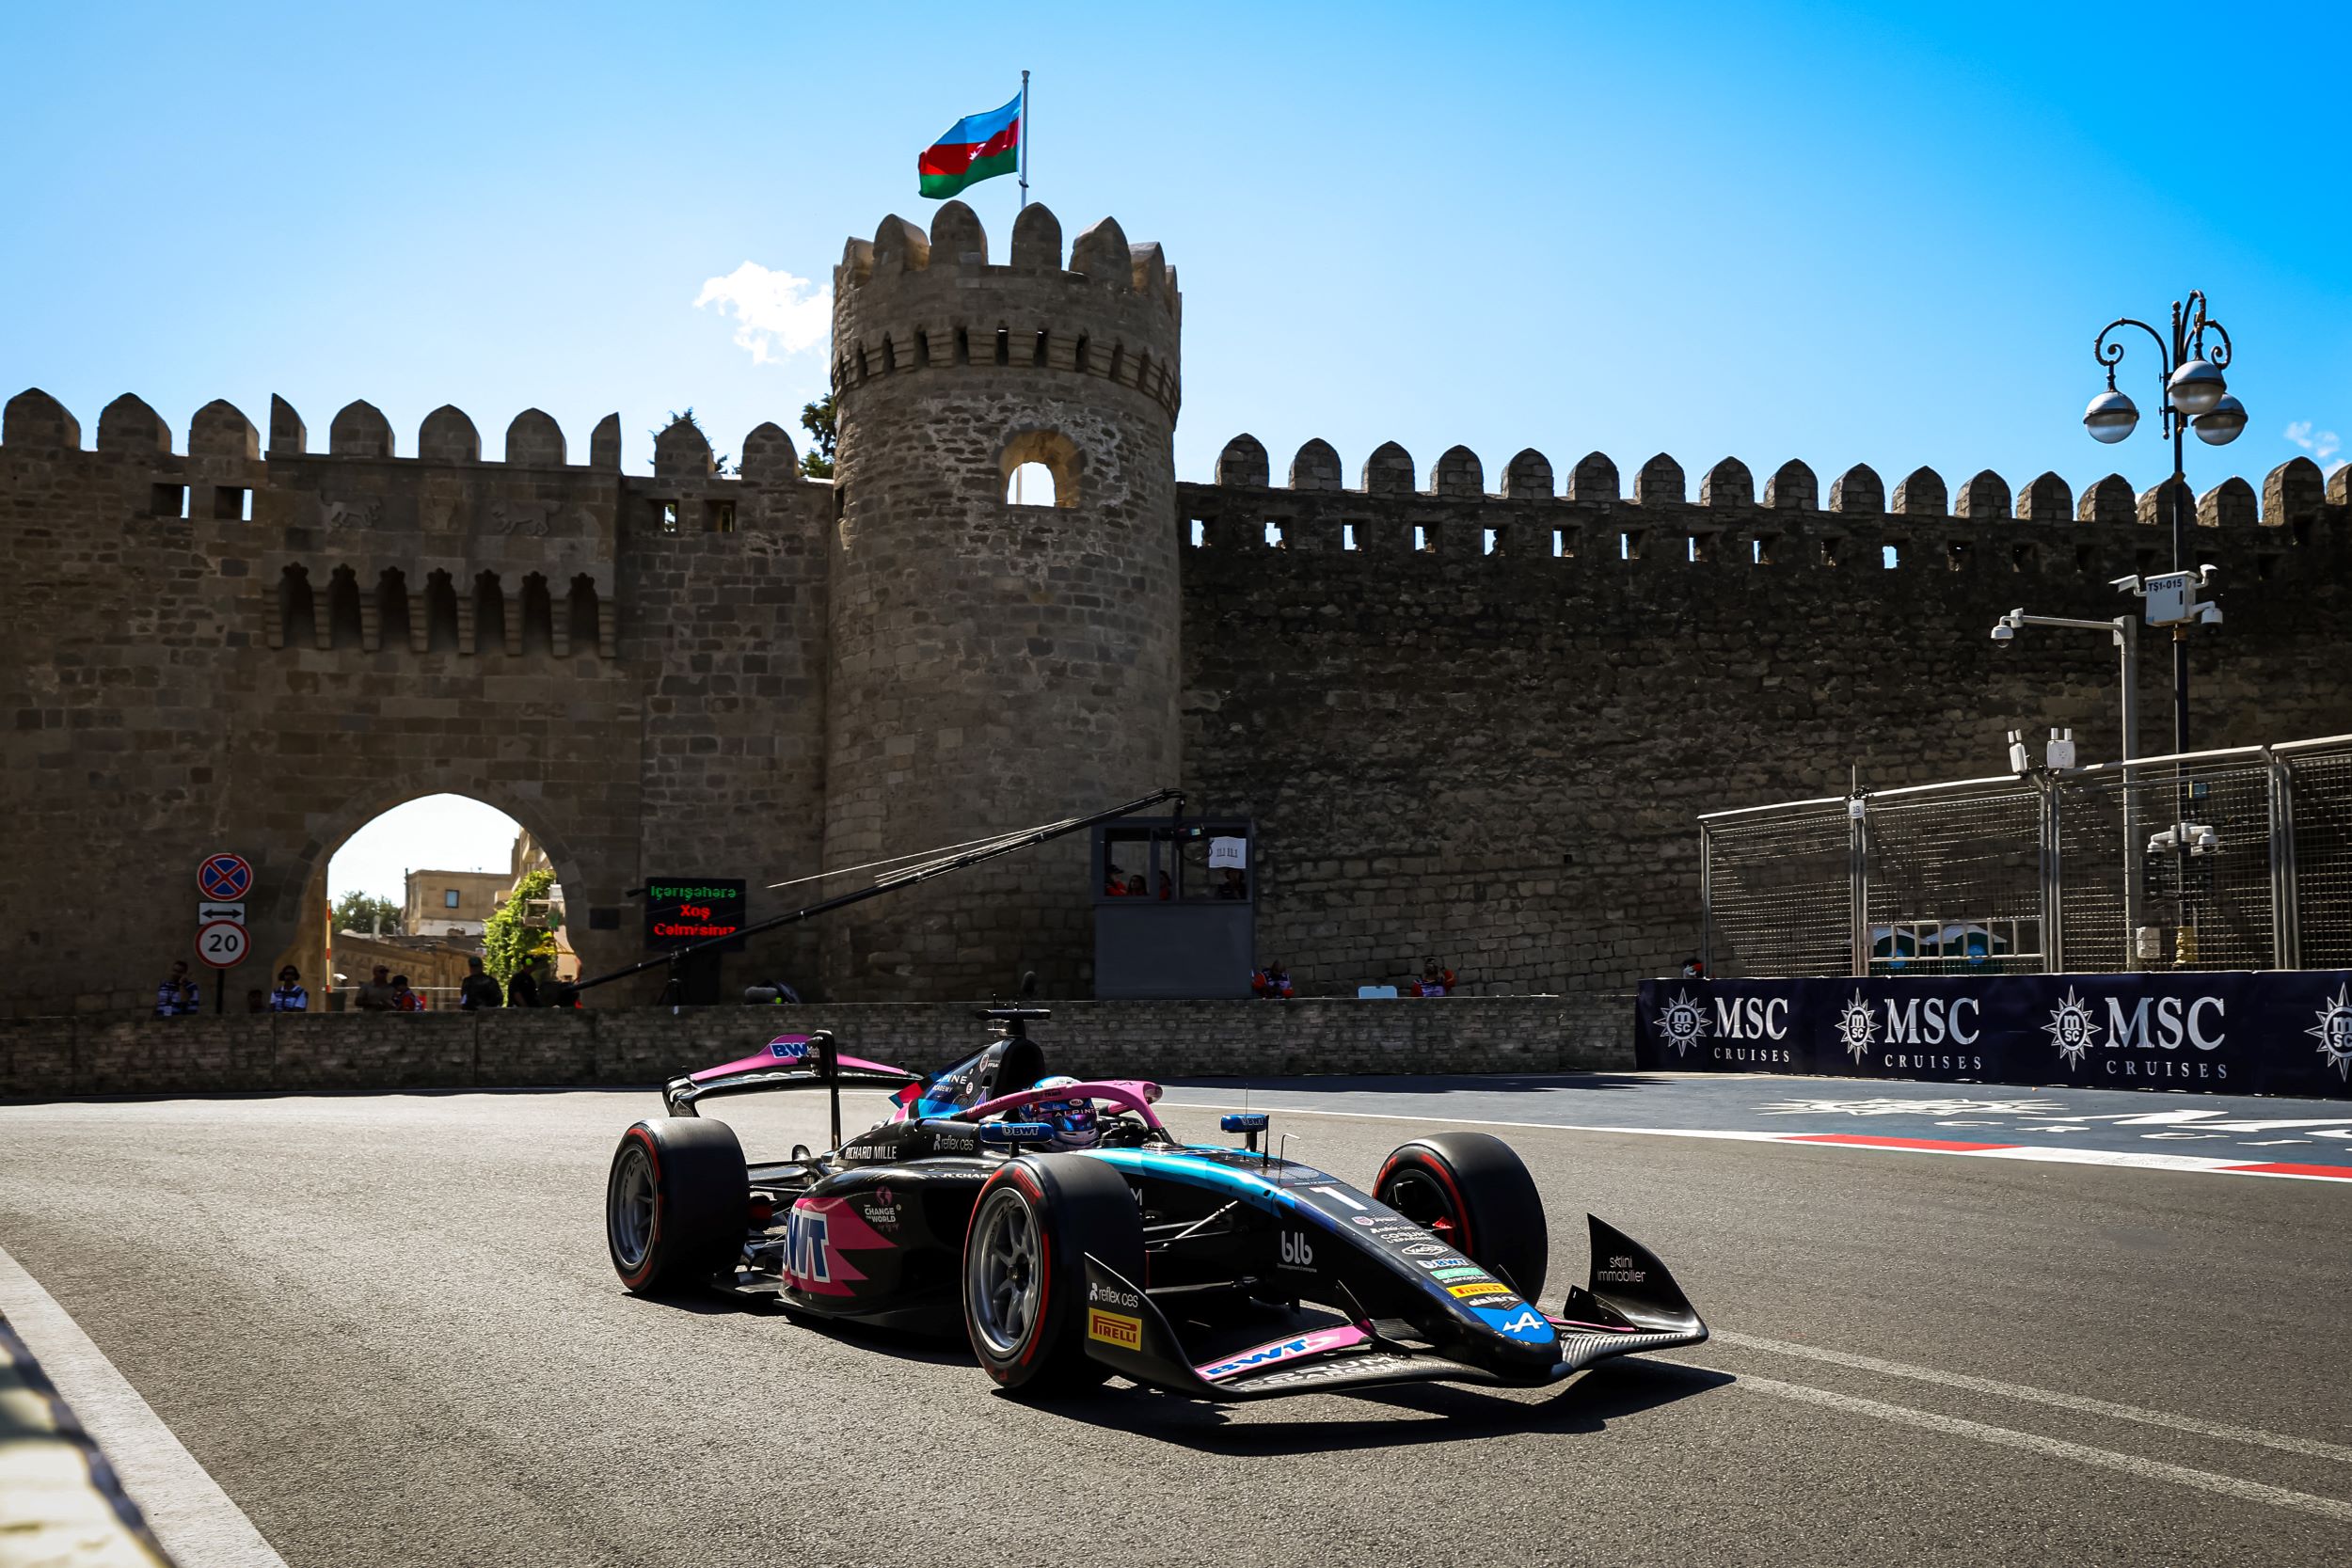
left=333, top=891, right=401, bottom=935
left=799, top=393, right=835, bottom=479
left=482, top=869, right=558, bottom=988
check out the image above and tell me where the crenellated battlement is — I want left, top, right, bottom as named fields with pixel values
left=1180, top=435, right=2350, bottom=578
left=829, top=203, right=1182, bottom=418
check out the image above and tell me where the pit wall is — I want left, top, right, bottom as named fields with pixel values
left=0, top=390, right=834, bottom=1019
left=0, top=996, right=1634, bottom=1098
left=1176, top=438, right=2352, bottom=999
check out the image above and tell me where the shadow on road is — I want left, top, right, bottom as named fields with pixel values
left=1024, top=1358, right=1731, bottom=1453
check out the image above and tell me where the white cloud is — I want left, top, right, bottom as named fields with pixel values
left=694, top=261, right=832, bottom=365
left=2285, top=420, right=2341, bottom=463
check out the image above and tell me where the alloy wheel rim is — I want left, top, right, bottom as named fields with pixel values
left=967, top=1187, right=1042, bottom=1356
left=610, top=1145, right=655, bottom=1268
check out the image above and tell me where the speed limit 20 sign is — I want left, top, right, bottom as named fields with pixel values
left=196, top=918, right=250, bottom=969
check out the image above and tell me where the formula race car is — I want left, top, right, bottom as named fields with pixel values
left=603, top=1010, right=1707, bottom=1401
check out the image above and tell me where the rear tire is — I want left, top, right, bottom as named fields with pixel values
left=961, top=1155, right=1141, bottom=1396
left=1375, top=1132, right=1549, bottom=1302
left=606, top=1117, right=750, bottom=1294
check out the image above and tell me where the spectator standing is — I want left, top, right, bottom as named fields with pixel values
left=1250, top=961, right=1294, bottom=1000
left=389, top=974, right=426, bottom=1012
left=268, top=966, right=309, bottom=1011
left=1410, top=958, right=1457, bottom=998
left=457, top=956, right=502, bottom=1011
left=505, top=962, right=541, bottom=1008
left=155, top=959, right=199, bottom=1017
left=1679, top=957, right=1708, bottom=980
left=1104, top=863, right=1128, bottom=895
left=355, top=964, right=397, bottom=1011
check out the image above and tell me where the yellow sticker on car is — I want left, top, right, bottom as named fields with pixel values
left=1447, top=1281, right=1512, bottom=1298
left=1087, top=1308, right=1143, bottom=1349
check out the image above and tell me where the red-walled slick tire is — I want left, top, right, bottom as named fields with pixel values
left=606, top=1117, right=750, bottom=1294
left=961, top=1154, right=1141, bottom=1396
left=1375, top=1132, right=1549, bottom=1302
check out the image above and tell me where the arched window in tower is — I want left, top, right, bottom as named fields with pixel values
left=1001, top=430, right=1079, bottom=510
left=326, top=566, right=363, bottom=649
left=475, top=571, right=508, bottom=653
left=278, top=564, right=316, bottom=649
left=567, top=576, right=600, bottom=654
left=377, top=568, right=412, bottom=648
left=424, top=570, right=459, bottom=652
left=518, top=573, right=554, bottom=655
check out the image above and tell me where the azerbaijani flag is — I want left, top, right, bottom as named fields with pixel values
left=919, top=92, right=1022, bottom=198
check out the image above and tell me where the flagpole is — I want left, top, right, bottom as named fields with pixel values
left=1018, top=70, right=1029, bottom=209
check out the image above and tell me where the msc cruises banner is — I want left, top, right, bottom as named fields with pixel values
left=1634, top=972, right=2352, bottom=1101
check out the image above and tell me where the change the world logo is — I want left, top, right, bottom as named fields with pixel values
left=1653, top=989, right=1708, bottom=1057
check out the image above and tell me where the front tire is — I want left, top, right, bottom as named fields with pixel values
left=606, top=1117, right=750, bottom=1294
left=961, top=1155, right=1141, bottom=1395
left=1375, top=1132, right=1549, bottom=1302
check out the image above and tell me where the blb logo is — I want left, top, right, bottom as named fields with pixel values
left=1279, top=1230, right=1314, bottom=1270
left=785, top=1205, right=830, bottom=1283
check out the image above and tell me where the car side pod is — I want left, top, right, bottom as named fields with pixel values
left=1544, top=1214, right=1709, bottom=1376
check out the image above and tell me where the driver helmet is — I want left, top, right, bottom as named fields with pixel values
left=1027, top=1075, right=1099, bottom=1151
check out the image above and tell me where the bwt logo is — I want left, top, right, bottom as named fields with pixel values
left=784, top=1205, right=830, bottom=1283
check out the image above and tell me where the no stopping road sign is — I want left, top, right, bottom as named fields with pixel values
left=197, top=919, right=250, bottom=969
left=199, top=854, right=253, bottom=901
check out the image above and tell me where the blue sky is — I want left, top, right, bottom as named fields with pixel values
left=4, top=1, right=2343, bottom=502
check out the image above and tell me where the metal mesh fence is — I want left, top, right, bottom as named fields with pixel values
left=1701, top=736, right=2352, bottom=978
left=1704, top=804, right=1851, bottom=980
left=1865, top=787, right=2044, bottom=975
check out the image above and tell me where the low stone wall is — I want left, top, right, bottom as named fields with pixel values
left=0, top=995, right=1635, bottom=1099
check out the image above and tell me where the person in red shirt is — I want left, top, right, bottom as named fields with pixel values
left=1410, top=958, right=1456, bottom=998
left=1250, top=961, right=1294, bottom=999
left=390, top=974, right=428, bottom=1012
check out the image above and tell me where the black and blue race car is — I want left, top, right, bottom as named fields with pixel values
left=603, top=1009, right=1707, bottom=1401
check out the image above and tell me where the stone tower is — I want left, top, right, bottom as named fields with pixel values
left=822, top=203, right=1184, bottom=1000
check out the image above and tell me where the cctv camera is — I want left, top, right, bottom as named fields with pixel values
left=1990, top=623, right=2015, bottom=643
left=2197, top=603, right=2222, bottom=626
left=2110, top=574, right=2144, bottom=594
left=2197, top=564, right=2218, bottom=584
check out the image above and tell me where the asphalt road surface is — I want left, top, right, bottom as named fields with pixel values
left=3, top=1076, right=2348, bottom=1566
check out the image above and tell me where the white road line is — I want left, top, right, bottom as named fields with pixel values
left=1154, top=1099, right=2352, bottom=1182
left=1712, top=1330, right=2352, bottom=1466
left=1732, top=1372, right=2352, bottom=1525
left=0, top=1243, right=287, bottom=1568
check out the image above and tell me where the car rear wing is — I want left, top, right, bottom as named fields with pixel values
left=664, top=1032, right=920, bottom=1147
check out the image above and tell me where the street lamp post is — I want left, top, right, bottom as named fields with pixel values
left=2083, top=293, right=2247, bottom=754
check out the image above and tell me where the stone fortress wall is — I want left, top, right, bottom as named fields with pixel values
left=4, top=199, right=2350, bottom=1019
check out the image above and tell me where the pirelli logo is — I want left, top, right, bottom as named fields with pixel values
left=1447, top=1281, right=1512, bottom=1299
left=1087, top=1308, right=1143, bottom=1350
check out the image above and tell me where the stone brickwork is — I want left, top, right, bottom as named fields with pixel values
left=1175, top=443, right=2352, bottom=995
left=822, top=205, right=1184, bottom=1000
left=0, top=997, right=1634, bottom=1098
left=6, top=198, right=2351, bottom=1026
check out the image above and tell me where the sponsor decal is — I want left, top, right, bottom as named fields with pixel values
left=1413, top=1256, right=1472, bottom=1272
left=784, top=1204, right=830, bottom=1284
left=1447, top=1281, right=1512, bottom=1298
left=2311, top=987, right=2352, bottom=1081
left=1310, top=1184, right=1367, bottom=1211
left=2044, top=989, right=2099, bottom=1068
left=860, top=1187, right=899, bottom=1228
left=1403, top=1243, right=1451, bottom=1258
left=843, top=1142, right=893, bottom=1162
left=1278, top=1230, right=1315, bottom=1271
left=1836, top=991, right=1877, bottom=1063
left=1087, top=1309, right=1143, bottom=1351
left=1197, top=1326, right=1365, bottom=1381
left=1351, top=1215, right=1382, bottom=1227
left=1430, top=1264, right=1489, bottom=1282
left=1653, top=988, right=1708, bottom=1057
left=1247, top=1353, right=1422, bottom=1390
left=768, top=1037, right=810, bottom=1060
left=1595, top=1254, right=1647, bottom=1286
left=1477, top=1306, right=1555, bottom=1343
left=1367, top=1227, right=1424, bottom=1246
left=1087, top=1281, right=1141, bottom=1311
